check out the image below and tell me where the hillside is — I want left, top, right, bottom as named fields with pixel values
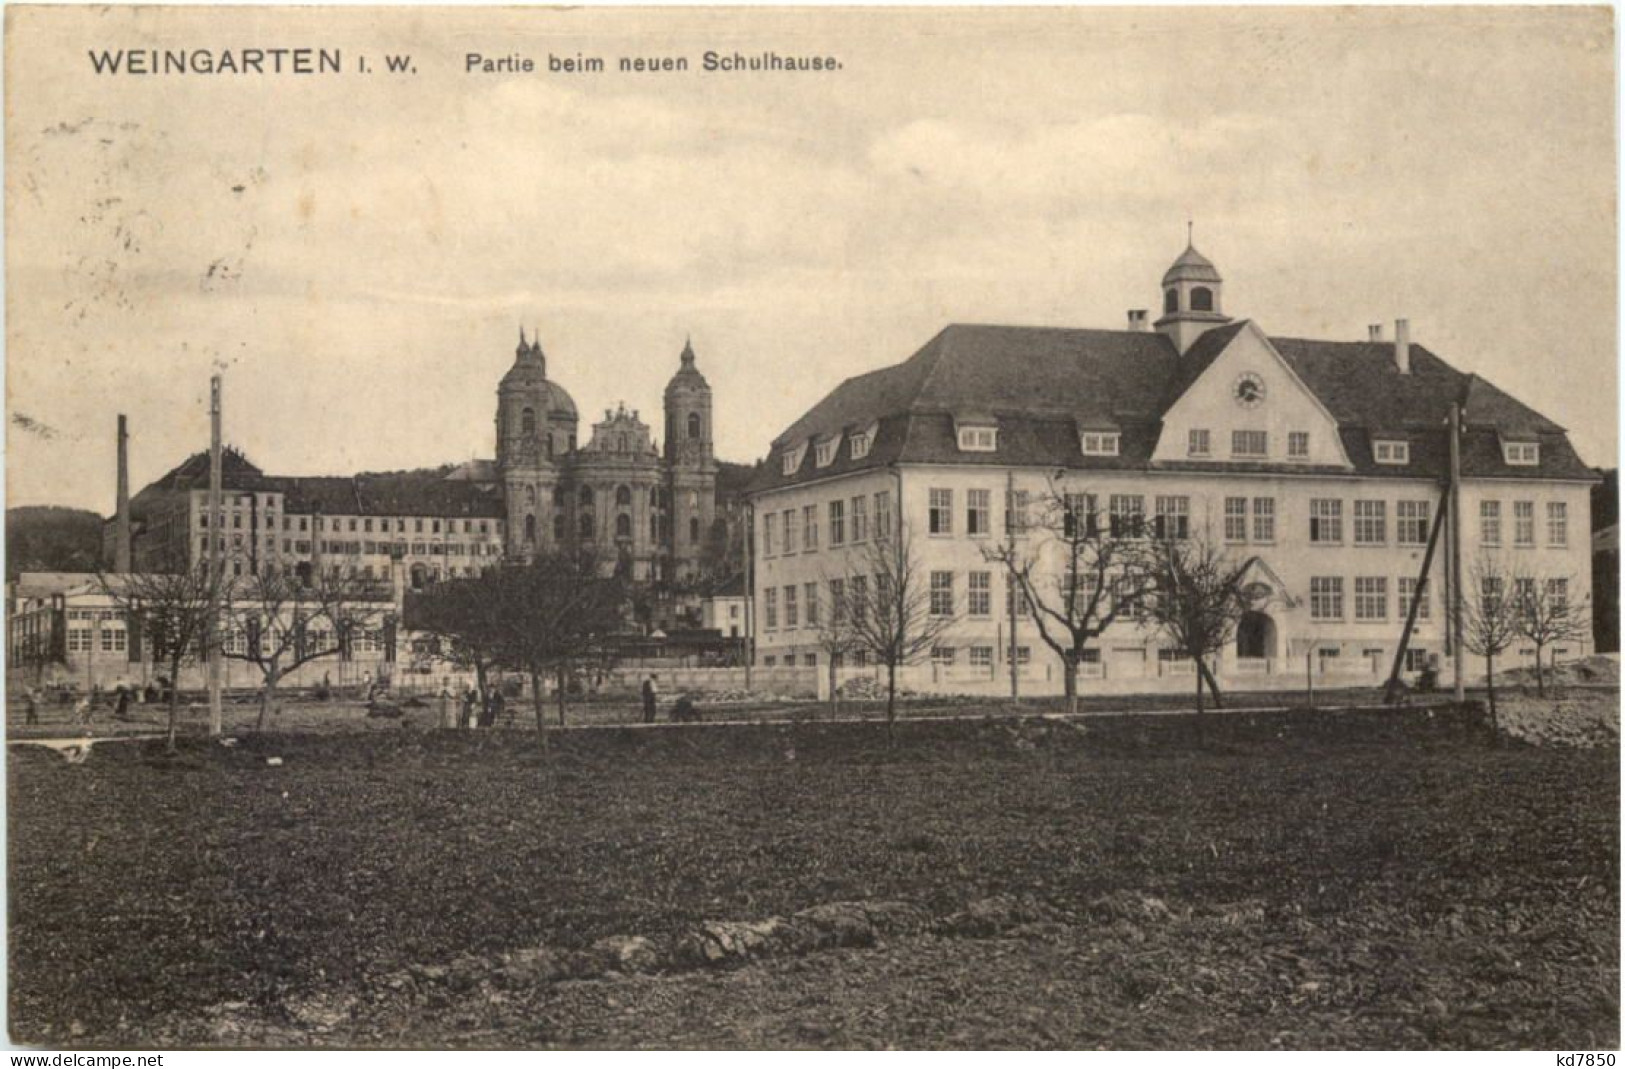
left=7, top=506, right=103, bottom=580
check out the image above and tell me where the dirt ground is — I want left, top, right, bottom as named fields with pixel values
left=8, top=708, right=1616, bottom=1049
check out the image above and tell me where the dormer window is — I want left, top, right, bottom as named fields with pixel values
left=781, top=442, right=808, bottom=476
left=958, top=426, right=998, bottom=452
left=1373, top=439, right=1410, bottom=465
left=1081, top=432, right=1120, bottom=457
left=849, top=432, right=871, bottom=460
left=814, top=437, right=839, bottom=468
left=1503, top=440, right=1540, bottom=466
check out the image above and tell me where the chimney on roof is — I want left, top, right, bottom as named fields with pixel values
left=1368, top=324, right=1384, bottom=342
left=115, top=414, right=131, bottom=573
left=1394, top=318, right=1412, bottom=375
left=1126, top=309, right=1148, bottom=332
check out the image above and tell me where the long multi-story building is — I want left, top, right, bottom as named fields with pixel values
left=112, top=333, right=721, bottom=587
left=748, top=243, right=1596, bottom=693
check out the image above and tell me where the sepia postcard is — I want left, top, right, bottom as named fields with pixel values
left=3, top=3, right=1618, bottom=1054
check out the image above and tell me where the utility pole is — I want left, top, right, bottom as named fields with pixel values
left=743, top=502, right=753, bottom=691
left=1006, top=470, right=1019, bottom=699
left=1448, top=401, right=1466, bottom=702
left=208, top=375, right=224, bottom=736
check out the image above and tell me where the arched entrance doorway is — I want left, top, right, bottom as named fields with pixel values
left=1236, top=611, right=1276, bottom=660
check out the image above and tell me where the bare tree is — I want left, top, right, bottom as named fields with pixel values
left=408, top=569, right=508, bottom=720
left=219, top=566, right=391, bottom=731
left=813, top=571, right=864, bottom=716
left=1513, top=570, right=1592, bottom=696
left=984, top=484, right=1152, bottom=715
left=99, top=563, right=224, bottom=751
left=844, top=523, right=957, bottom=744
left=491, top=552, right=624, bottom=742
left=1453, top=554, right=1524, bottom=730
left=1141, top=531, right=1250, bottom=716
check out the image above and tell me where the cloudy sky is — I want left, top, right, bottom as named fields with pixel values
left=7, top=6, right=1615, bottom=512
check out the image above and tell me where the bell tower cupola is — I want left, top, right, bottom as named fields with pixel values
left=1154, top=227, right=1232, bottom=354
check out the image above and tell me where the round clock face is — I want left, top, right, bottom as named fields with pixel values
left=1233, top=372, right=1266, bottom=408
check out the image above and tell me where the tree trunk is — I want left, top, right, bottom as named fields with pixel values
left=556, top=665, right=567, bottom=726
left=1533, top=645, right=1546, bottom=696
left=1194, top=657, right=1204, bottom=714
left=828, top=656, right=839, bottom=719
left=1485, top=651, right=1498, bottom=737
left=886, top=661, right=898, bottom=747
left=1198, top=657, right=1224, bottom=710
left=1064, top=651, right=1079, bottom=717
left=474, top=661, right=488, bottom=722
left=256, top=670, right=279, bottom=733
left=165, top=655, right=182, bottom=752
left=531, top=668, right=548, bottom=749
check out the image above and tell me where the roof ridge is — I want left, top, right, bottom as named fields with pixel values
left=909, top=327, right=956, bottom=413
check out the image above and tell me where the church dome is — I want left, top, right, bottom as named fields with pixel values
left=1161, top=244, right=1222, bottom=287
left=499, top=331, right=578, bottom=419
left=664, top=338, right=710, bottom=394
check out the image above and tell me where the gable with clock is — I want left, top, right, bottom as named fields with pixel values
left=1151, top=320, right=1351, bottom=468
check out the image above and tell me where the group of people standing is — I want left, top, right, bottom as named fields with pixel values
left=438, top=682, right=506, bottom=730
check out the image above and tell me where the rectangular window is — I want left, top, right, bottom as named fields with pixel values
left=874, top=491, right=892, bottom=540
left=966, top=489, right=991, bottom=536
left=814, top=439, right=837, bottom=467
left=1288, top=431, right=1310, bottom=459
left=1109, top=494, right=1145, bottom=539
left=1154, top=495, right=1190, bottom=540
left=803, top=504, right=819, bottom=551
left=1232, top=430, right=1268, bottom=458
left=1503, top=441, right=1540, bottom=466
left=928, top=488, right=953, bottom=535
left=1006, top=572, right=1030, bottom=618
left=930, top=571, right=954, bottom=617
left=1514, top=500, right=1535, bottom=547
left=1252, top=497, right=1276, bottom=543
left=804, top=583, right=820, bottom=626
left=968, top=571, right=991, bottom=616
left=1353, top=500, right=1387, bottom=545
left=784, top=585, right=798, bottom=629
left=849, top=496, right=868, bottom=542
left=1548, top=577, right=1570, bottom=614
left=1398, top=576, right=1431, bottom=622
left=1482, top=575, right=1505, bottom=612
left=782, top=510, right=796, bottom=554
left=1547, top=501, right=1569, bottom=547
left=1005, top=489, right=1030, bottom=535
left=849, top=433, right=871, bottom=460
left=1373, top=439, right=1410, bottom=465
left=1514, top=576, right=1536, bottom=609
left=1188, top=429, right=1211, bottom=457
left=1480, top=500, right=1501, bottom=546
left=1309, top=499, right=1343, bottom=543
left=1063, top=492, right=1098, bottom=540
left=828, top=500, right=845, bottom=547
left=932, top=646, right=957, bottom=668
left=764, top=588, right=778, bottom=628
left=1396, top=500, right=1431, bottom=546
left=1354, top=577, right=1388, bottom=621
left=1014, top=646, right=1032, bottom=666
left=969, top=646, right=994, bottom=669
left=1224, top=497, right=1247, bottom=543
left=829, top=578, right=846, bottom=625
left=958, top=426, right=997, bottom=452
left=1310, top=577, right=1345, bottom=621
left=1080, top=432, right=1120, bottom=456
left=850, top=575, right=868, bottom=620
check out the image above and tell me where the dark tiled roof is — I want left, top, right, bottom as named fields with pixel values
left=754, top=320, right=1592, bottom=493
left=279, top=471, right=504, bottom=518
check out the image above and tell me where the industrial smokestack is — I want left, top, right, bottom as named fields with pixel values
left=115, top=414, right=132, bottom=573
left=1395, top=318, right=1412, bottom=375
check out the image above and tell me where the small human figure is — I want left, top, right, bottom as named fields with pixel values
left=74, top=692, right=95, bottom=731
left=670, top=694, right=700, bottom=723
left=641, top=674, right=659, bottom=724
left=24, top=686, right=39, bottom=726
left=461, top=687, right=477, bottom=729
left=113, top=682, right=133, bottom=721
left=483, top=687, right=504, bottom=728
left=438, top=682, right=452, bottom=730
